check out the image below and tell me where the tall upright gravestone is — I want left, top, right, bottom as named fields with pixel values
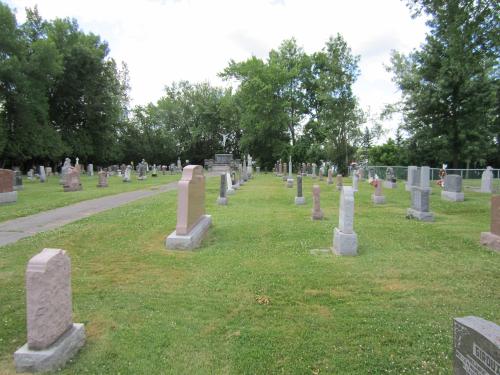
left=0, top=169, right=17, bottom=204
left=406, top=166, right=418, bottom=191
left=311, top=185, right=323, bottom=220
left=217, top=173, right=228, bottom=206
left=333, top=186, right=358, bottom=256
left=295, top=175, right=305, bottom=205
left=480, top=195, right=500, bottom=252
left=453, top=316, right=499, bottom=374
left=14, top=249, right=85, bottom=373
left=166, top=165, right=212, bottom=250
left=226, top=172, right=235, bottom=195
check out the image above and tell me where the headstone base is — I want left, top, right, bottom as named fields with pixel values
left=332, top=227, right=358, bottom=256
left=165, top=215, right=212, bottom=250
left=96, top=183, right=108, bottom=188
left=372, top=194, right=386, bottom=204
left=239, top=180, right=245, bottom=186
left=14, top=185, right=24, bottom=191
left=226, top=188, right=235, bottom=195
left=14, top=323, right=85, bottom=373
left=480, top=232, right=500, bottom=252
left=217, top=197, right=228, bottom=206
left=441, top=191, right=464, bottom=202
left=63, top=185, right=82, bottom=192
left=295, top=196, right=305, bottom=205
left=311, top=210, right=323, bottom=220
left=282, top=175, right=287, bottom=182
left=327, top=180, right=333, bottom=185
left=311, top=175, right=317, bottom=179
left=384, top=181, right=397, bottom=189
left=286, top=179, right=294, bottom=188
left=406, top=208, right=434, bottom=222
left=0, top=191, right=17, bottom=204
left=232, top=183, right=240, bottom=190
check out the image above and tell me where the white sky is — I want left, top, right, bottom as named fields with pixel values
left=7, top=0, right=428, bottom=140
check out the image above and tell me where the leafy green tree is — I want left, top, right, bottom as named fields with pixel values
left=307, top=35, right=365, bottom=174
left=389, top=0, right=499, bottom=168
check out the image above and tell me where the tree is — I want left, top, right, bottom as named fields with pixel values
left=389, top=0, right=499, bottom=168
left=307, top=35, right=365, bottom=174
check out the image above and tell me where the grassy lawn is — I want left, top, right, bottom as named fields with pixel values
left=0, top=173, right=180, bottom=223
left=0, top=173, right=498, bottom=374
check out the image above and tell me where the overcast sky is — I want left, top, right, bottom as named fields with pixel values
left=7, top=0, right=428, bottom=138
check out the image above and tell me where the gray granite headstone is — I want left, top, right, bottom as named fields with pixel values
left=408, top=186, right=434, bottom=221
left=442, top=174, right=465, bottom=202
left=333, top=186, right=357, bottom=256
left=39, top=166, right=46, bottom=183
left=453, top=316, right=500, bottom=374
left=406, top=166, right=418, bottom=191
left=217, top=174, right=227, bottom=205
left=481, top=167, right=494, bottom=193
left=420, top=166, right=430, bottom=188
left=14, top=169, right=23, bottom=191
left=295, top=175, right=305, bottom=205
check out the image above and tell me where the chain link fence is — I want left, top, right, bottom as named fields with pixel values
left=362, top=166, right=500, bottom=191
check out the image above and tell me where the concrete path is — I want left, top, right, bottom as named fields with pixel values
left=0, top=181, right=179, bottom=247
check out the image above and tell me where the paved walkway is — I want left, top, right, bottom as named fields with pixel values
left=0, top=181, right=179, bottom=247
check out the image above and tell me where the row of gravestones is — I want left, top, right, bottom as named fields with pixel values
left=11, top=164, right=498, bottom=372
left=217, top=162, right=253, bottom=206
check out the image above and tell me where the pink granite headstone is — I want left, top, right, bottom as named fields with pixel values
left=311, top=185, right=324, bottom=220
left=63, top=167, right=82, bottom=192
left=0, top=169, right=14, bottom=193
left=176, top=165, right=206, bottom=235
left=26, top=249, right=73, bottom=350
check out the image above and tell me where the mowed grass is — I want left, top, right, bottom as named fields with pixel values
left=0, top=174, right=498, bottom=374
left=0, top=173, right=180, bottom=223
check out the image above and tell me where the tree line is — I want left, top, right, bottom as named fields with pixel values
left=1, top=0, right=498, bottom=173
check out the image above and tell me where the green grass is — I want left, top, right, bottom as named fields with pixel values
left=0, top=174, right=498, bottom=374
left=0, top=173, right=180, bottom=223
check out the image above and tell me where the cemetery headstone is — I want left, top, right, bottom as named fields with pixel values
left=217, top=174, right=228, bottom=205
left=295, top=175, right=305, bottom=205
left=0, top=169, right=17, bottom=204
left=60, top=158, right=71, bottom=185
left=453, top=316, right=500, bottom=374
left=336, top=174, right=343, bottom=191
left=45, top=167, right=52, bottom=177
left=123, top=165, right=132, bottom=182
left=226, top=172, right=235, bottom=195
left=311, top=185, right=324, bottom=220
left=406, top=166, right=418, bottom=191
left=27, top=169, right=34, bottom=181
left=312, top=163, right=317, bottom=179
left=327, top=169, right=333, bottom=185
left=13, top=168, right=23, bottom=191
left=63, top=167, right=82, bottom=192
left=442, top=174, right=464, bottom=202
left=13, top=248, right=85, bottom=373
left=480, top=195, right=500, bottom=252
left=353, top=173, right=359, bottom=192
left=333, top=186, right=358, bottom=256
left=96, top=170, right=108, bottom=188
left=87, top=164, right=93, bottom=176
left=372, top=179, right=386, bottom=204
left=138, top=159, right=147, bottom=180
left=384, top=167, right=397, bottom=189
left=480, top=166, right=494, bottom=193
left=407, top=167, right=434, bottom=221
left=39, top=166, right=46, bottom=183
left=166, top=165, right=212, bottom=250
left=420, top=166, right=431, bottom=188
left=151, top=165, right=158, bottom=177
